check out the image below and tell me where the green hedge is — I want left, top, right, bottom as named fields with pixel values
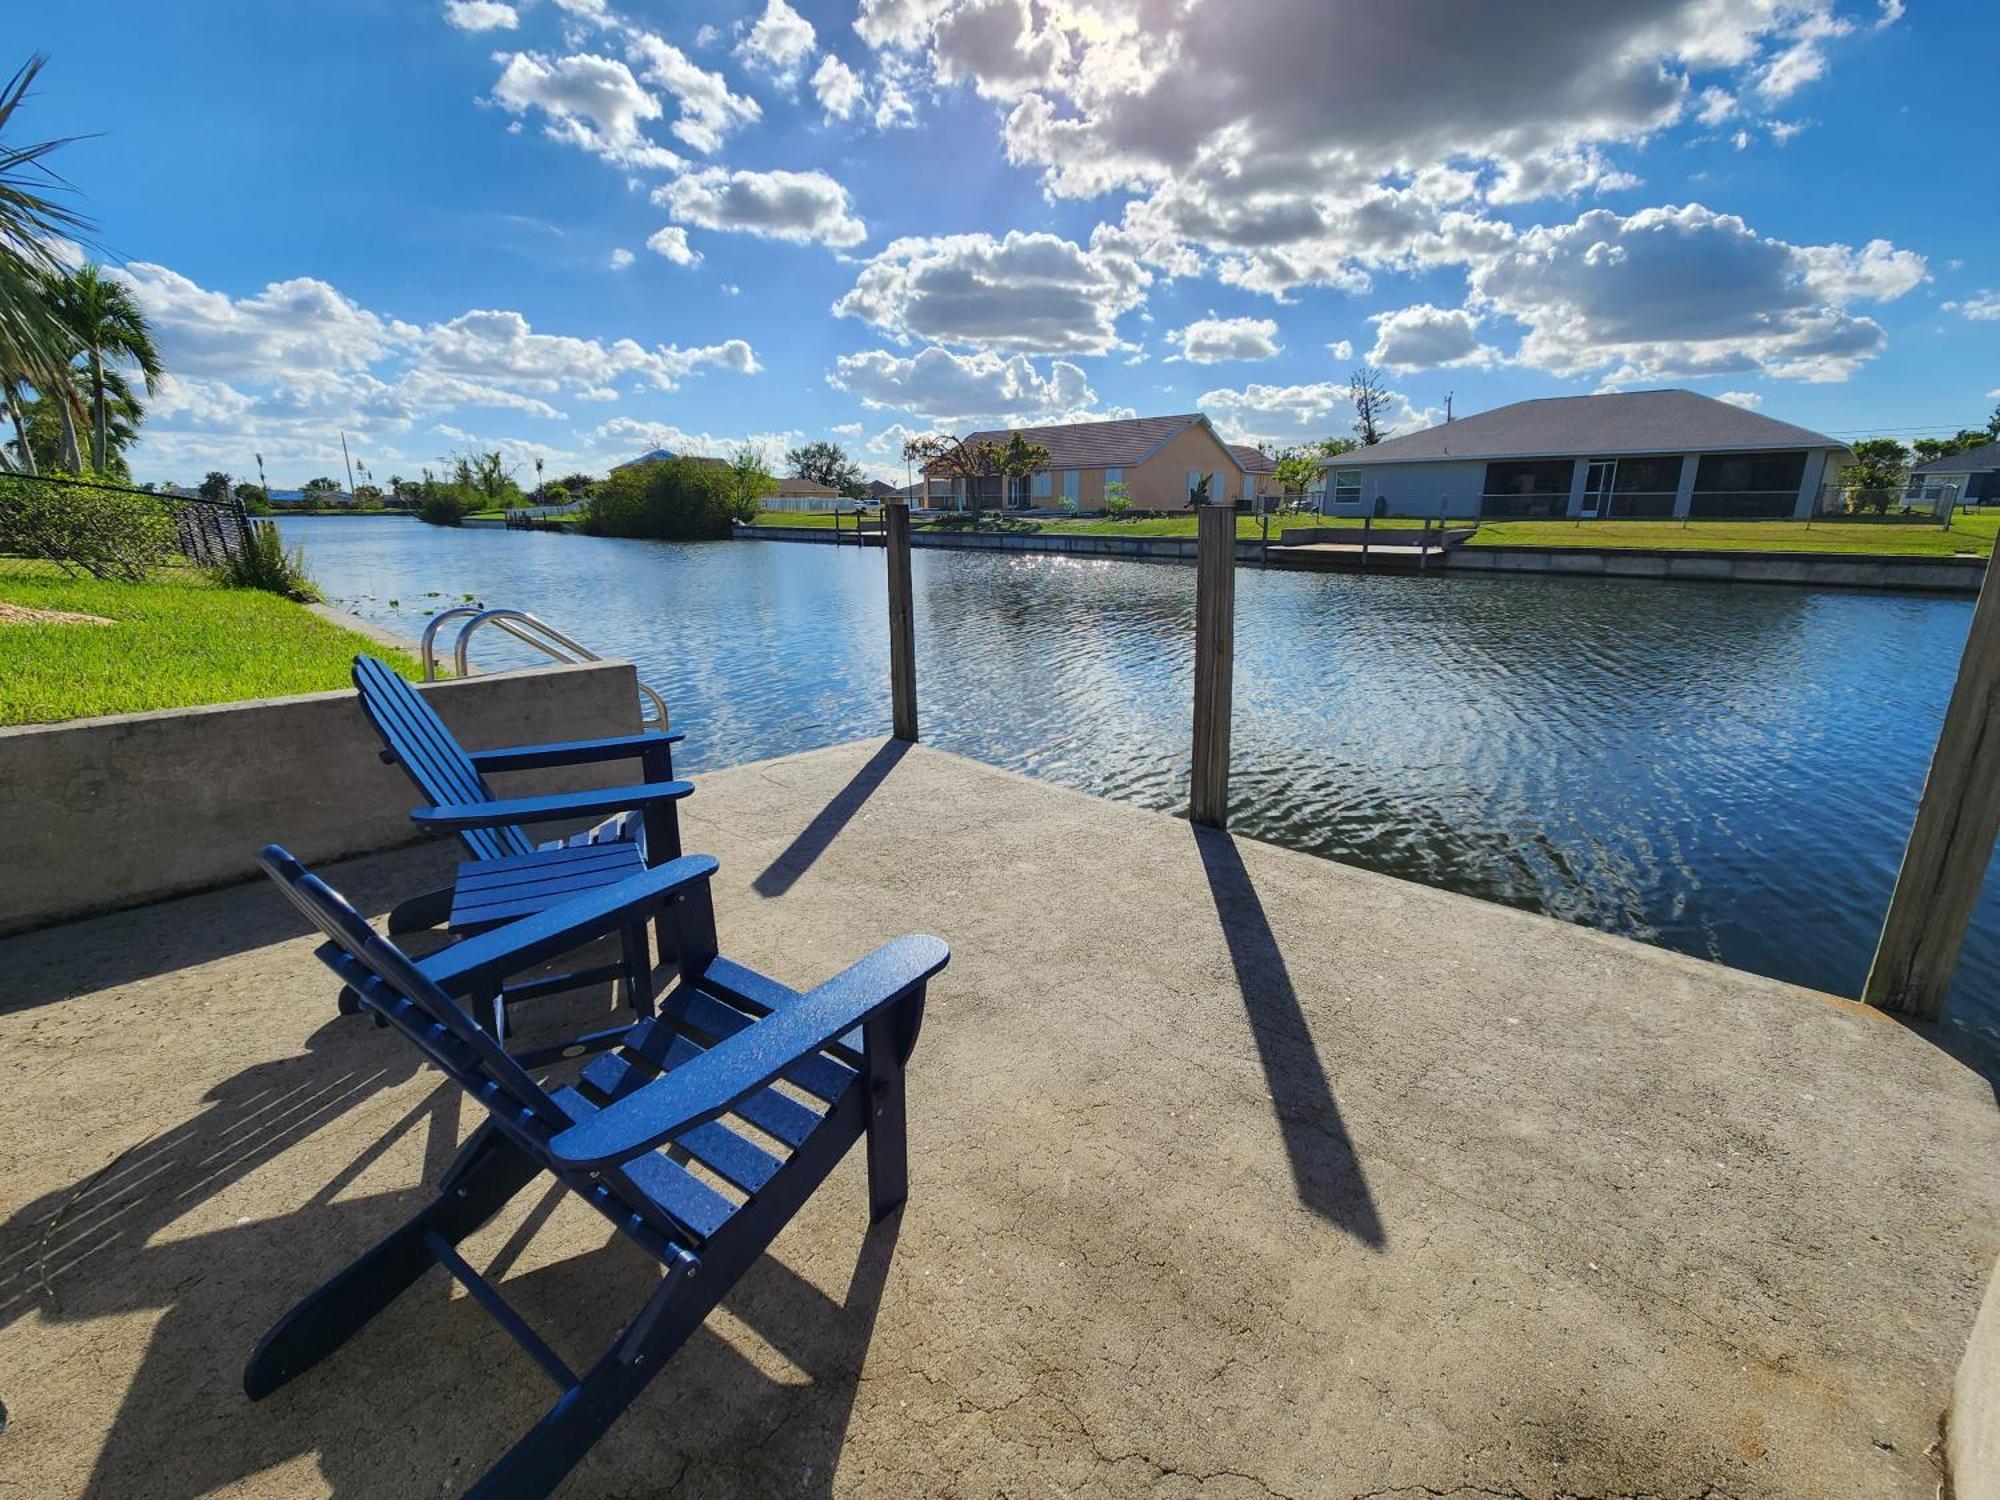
left=584, top=459, right=751, bottom=540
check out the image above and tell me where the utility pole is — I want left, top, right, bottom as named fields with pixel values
left=339, top=430, right=356, bottom=498
left=1445, top=392, right=1454, bottom=423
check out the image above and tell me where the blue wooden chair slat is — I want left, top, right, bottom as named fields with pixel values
left=352, top=655, right=532, bottom=861
left=663, top=986, right=860, bottom=1103
left=584, top=1025, right=825, bottom=1152
left=550, top=1088, right=740, bottom=1242
left=247, top=843, right=948, bottom=1500
left=698, top=955, right=866, bottom=1062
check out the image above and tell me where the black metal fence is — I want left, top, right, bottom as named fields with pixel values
left=0, top=471, right=255, bottom=568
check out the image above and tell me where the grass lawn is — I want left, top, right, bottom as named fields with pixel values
left=1468, top=514, right=1998, bottom=557
left=0, top=560, right=419, bottom=727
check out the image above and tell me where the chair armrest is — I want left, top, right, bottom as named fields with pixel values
left=467, top=731, right=684, bottom=774
left=548, top=934, right=950, bottom=1169
left=410, top=780, right=693, bottom=832
left=418, top=854, right=719, bottom=996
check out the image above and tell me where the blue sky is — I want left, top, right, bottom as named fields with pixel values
left=25, top=0, right=2000, bottom=486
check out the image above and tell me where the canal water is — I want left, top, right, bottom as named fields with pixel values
left=280, top=515, right=2000, bottom=1053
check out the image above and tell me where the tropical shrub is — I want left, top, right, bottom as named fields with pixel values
left=416, top=479, right=477, bottom=526
left=0, top=472, right=177, bottom=580
left=584, top=458, right=743, bottom=540
left=1103, top=481, right=1134, bottom=521
left=210, top=519, right=321, bottom=601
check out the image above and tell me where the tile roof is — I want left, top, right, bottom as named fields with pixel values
left=1328, top=389, right=1847, bottom=466
left=1228, top=444, right=1276, bottom=473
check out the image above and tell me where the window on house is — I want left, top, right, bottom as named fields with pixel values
left=1103, top=467, right=1122, bottom=486
left=1031, top=471, right=1052, bottom=501
left=1062, top=470, right=1080, bottom=504
left=1331, top=469, right=1362, bottom=507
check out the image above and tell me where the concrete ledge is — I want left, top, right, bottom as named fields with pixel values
left=1, top=738, right=1993, bottom=1497
left=1450, top=543, right=1989, bottom=593
left=0, top=660, right=641, bottom=934
left=1955, top=1259, right=2000, bottom=1499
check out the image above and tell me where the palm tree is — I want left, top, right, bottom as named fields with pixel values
left=0, top=56, right=92, bottom=475
left=51, top=262, right=159, bottom=472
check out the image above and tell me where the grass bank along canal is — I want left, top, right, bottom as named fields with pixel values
left=282, top=514, right=2000, bottom=1055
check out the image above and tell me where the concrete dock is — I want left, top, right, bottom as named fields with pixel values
left=1, top=739, right=1994, bottom=1498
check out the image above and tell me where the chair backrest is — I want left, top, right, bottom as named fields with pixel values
left=351, top=656, right=534, bottom=862
left=257, top=844, right=568, bottom=1136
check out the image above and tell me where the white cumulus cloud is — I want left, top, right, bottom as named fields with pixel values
left=443, top=1, right=518, bottom=32
left=834, top=230, right=1147, bottom=355
left=657, top=166, right=866, bottom=248
left=1170, top=316, right=1281, bottom=364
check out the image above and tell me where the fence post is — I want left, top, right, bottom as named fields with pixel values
left=886, top=500, right=918, bottom=743
left=1190, top=501, right=1235, bottom=829
left=1863, top=555, right=2000, bottom=1021
left=1360, top=511, right=1372, bottom=570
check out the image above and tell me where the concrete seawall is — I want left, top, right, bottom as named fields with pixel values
left=736, top=523, right=1988, bottom=591
left=1446, top=543, right=1988, bottom=593
left=734, top=523, right=1269, bottom=563
left=0, top=660, right=642, bottom=934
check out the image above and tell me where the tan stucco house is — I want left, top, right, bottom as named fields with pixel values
left=928, top=413, right=1265, bottom=512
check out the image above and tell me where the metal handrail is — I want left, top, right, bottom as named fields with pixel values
left=420, top=607, right=669, bottom=730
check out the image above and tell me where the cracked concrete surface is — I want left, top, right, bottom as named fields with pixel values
left=0, top=737, right=1994, bottom=1498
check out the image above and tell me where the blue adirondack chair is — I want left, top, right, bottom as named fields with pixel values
left=347, top=655, right=697, bottom=1056
left=251, top=843, right=948, bottom=1500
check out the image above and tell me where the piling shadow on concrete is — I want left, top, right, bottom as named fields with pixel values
left=753, top=739, right=911, bottom=898
left=1193, top=825, right=1386, bottom=1250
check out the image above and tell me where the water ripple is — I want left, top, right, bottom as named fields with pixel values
left=284, top=518, right=1999, bottom=1056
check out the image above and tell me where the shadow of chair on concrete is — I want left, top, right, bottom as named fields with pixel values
left=1193, top=825, right=1387, bottom=1250
left=753, top=739, right=911, bottom=898
left=0, top=1016, right=439, bottom=1341
left=0, top=841, right=458, bottom=1018
left=2, top=1004, right=905, bottom=1497
left=66, top=1145, right=902, bottom=1499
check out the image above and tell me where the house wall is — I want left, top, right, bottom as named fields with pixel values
left=1327, top=460, right=1490, bottom=518
left=1129, top=423, right=1247, bottom=510
left=1324, top=448, right=1845, bottom=520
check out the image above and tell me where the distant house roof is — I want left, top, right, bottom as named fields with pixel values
left=1912, top=439, right=2000, bottom=475
left=613, top=448, right=731, bottom=473
left=767, top=476, right=840, bottom=498
left=866, top=479, right=897, bottom=498
left=1228, top=444, right=1276, bottom=474
left=612, top=447, right=677, bottom=470
left=942, top=413, right=1246, bottom=473
left=1323, top=389, right=1849, bottom=467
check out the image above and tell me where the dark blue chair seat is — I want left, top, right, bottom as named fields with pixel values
left=250, top=844, right=948, bottom=1500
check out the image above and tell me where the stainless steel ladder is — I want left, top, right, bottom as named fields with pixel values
left=419, top=607, right=670, bottom=731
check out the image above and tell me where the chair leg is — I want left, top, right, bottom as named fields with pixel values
left=244, top=1127, right=538, bottom=1400
left=387, top=884, right=455, bottom=935
left=862, top=1011, right=909, bottom=1223
left=620, top=923, right=655, bottom=1019
left=462, top=1261, right=713, bottom=1500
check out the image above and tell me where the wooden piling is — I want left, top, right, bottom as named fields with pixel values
left=886, top=501, right=918, bottom=743
left=1190, top=502, right=1235, bottom=829
left=1863, top=555, right=2000, bottom=1020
